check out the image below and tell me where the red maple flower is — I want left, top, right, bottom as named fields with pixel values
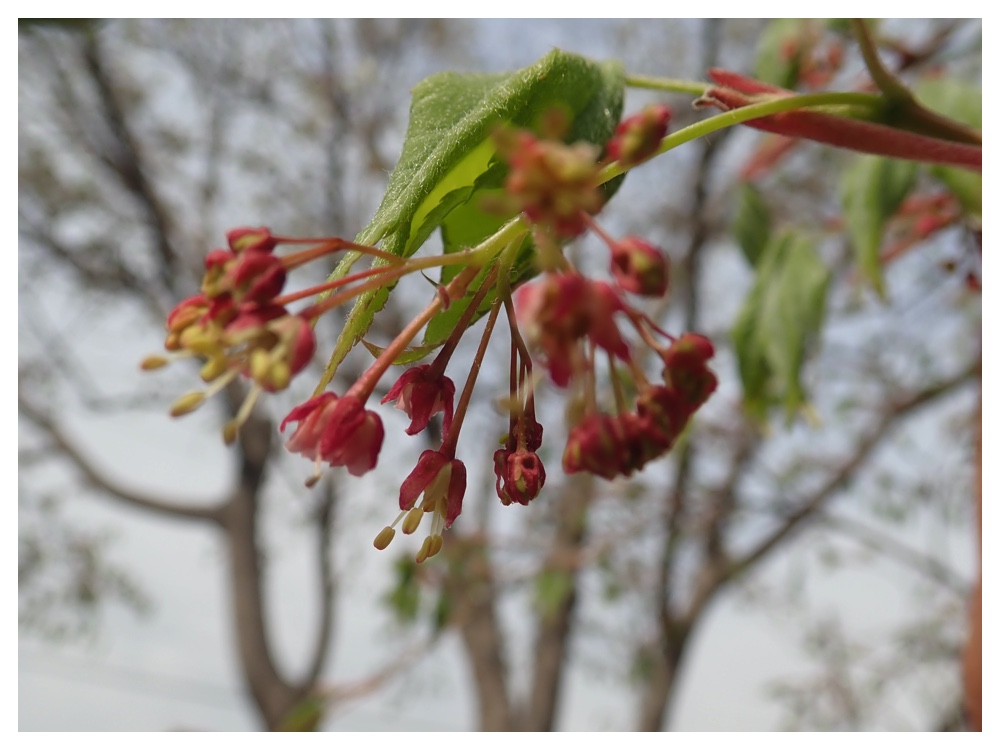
left=606, top=104, right=672, bottom=167
left=494, top=447, right=546, bottom=506
left=610, top=236, right=670, bottom=297
left=381, top=364, right=456, bottom=436
left=281, top=393, right=384, bottom=477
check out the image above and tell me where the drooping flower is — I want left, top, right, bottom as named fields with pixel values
left=281, top=393, right=384, bottom=480
left=375, top=450, right=467, bottom=562
left=381, top=364, right=456, bottom=436
left=516, top=273, right=630, bottom=386
left=494, top=447, right=546, bottom=506
left=562, top=413, right=635, bottom=480
left=660, top=333, right=718, bottom=412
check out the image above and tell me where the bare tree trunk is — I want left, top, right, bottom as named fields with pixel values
left=523, top=474, right=593, bottom=732
left=220, top=386, right=303, bottom=730
left=637, top=621, right=690, bottom=731
left=445, top=536, right=515, bottom=731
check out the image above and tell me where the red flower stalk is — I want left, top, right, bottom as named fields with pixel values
left=610, top=236, right=670, bottom=297
left=606, top=104, right=671, bottom=167
left=705, top=69, right=982, bottom=172
left=381, top=364, right=456, bottom=436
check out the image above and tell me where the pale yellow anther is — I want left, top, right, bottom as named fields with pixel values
left=140, top=355, right=170, bottom=371
left=222, top=420, right=239, bottom=446
left=180, top=330, right=221, bottom=357
left=415, top=537, right=433, bottom=564
left=170, top=391, right=206, bottom=417
left=428, top=534, right=444, bottom=559
left=304, top=474, right=320, bottom=488
left=250, top=349, right=271, bottom=383
left=200, top=356, right=228, bottom=382
left=373, top=526, right=396, bottom=550
left=268, top=361, right=291, bottom=391
left=401, top=507, right=424, bottom=535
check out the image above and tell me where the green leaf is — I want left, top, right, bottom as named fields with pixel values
left=733, top=184, right=772, bottom=267
left=534, top=569, right=574, bottom=620
left=385, top=556, right=421, bottom=624
left=421, top=226, right=534, bottom=349
left=732, top=231, right=831, bottom=421
left=321, top=49, right=625, bottom=382
left=755, top=19, right=811, bottom=90
left=277, top=697, right=324, bottom=732
left=360, top=338, right=440, bottom=366
left=840, top=155, right=917, bottom=299
left=916, top=79, right=982, bottom=217
left=916, top=79, right=981, bottom=130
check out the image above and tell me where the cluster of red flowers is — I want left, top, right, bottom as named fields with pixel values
left=144, top=104, right=718, bottom=563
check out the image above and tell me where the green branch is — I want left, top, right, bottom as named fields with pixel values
left=599, top=91, right=882, bottom=184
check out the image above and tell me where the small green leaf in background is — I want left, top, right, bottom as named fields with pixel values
left=534, top=569, right=573, bottom=620
left=916, top=78, right=982, bottom=218
left=732, top=231, right=831, bottom=421
left=840, top=155, right=917, bottom=299
left=385, top=556, right=421, bottom=624
left=733, top=184, right=773, bottom=268
left=322, top=50, right=625, bottom=381
left=755, top=19, right=813, bottom=90
left=277, top=696, right=324, bottom=732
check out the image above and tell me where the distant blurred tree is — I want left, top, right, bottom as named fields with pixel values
left=18, top=18, right=466, bottom=730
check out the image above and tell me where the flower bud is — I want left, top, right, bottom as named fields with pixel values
left=606, top=105, right=671, bottom=167
left=227, top=227, right=277, bottom=254
left=610, top=236, right=670, bottom=297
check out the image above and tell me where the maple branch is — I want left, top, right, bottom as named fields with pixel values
left=19, top=395, right=226, bottom=524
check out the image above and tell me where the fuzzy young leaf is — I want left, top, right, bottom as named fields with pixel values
left=321, top=50, right=625, bottom=382
left=732, top=231, right=830, bottom=421
left=840, top=156, right=917, bottom=299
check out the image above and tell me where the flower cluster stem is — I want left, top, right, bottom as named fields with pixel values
left=346, top=264, right=482, bottom=402
left=598, top=91, right=884, bottom=185
left=441, top=298, right=502, bottom=456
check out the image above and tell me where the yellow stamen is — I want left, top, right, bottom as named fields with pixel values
left=140, top=355, right=170, bottom=371
left=428, top=534, right=444, bottom=558
left=267, top=360, right=291, bottom=391
left=200, top=356, right=228, bottom=382
left=373, top=526, right=396, bottom=550
left=402, top=507, right=424, bottom=535
left=170, top=391, right=206, bottom=417
left=249, top=349, right=271, bottom=383
left=415, top=537, right=433, bottom=564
